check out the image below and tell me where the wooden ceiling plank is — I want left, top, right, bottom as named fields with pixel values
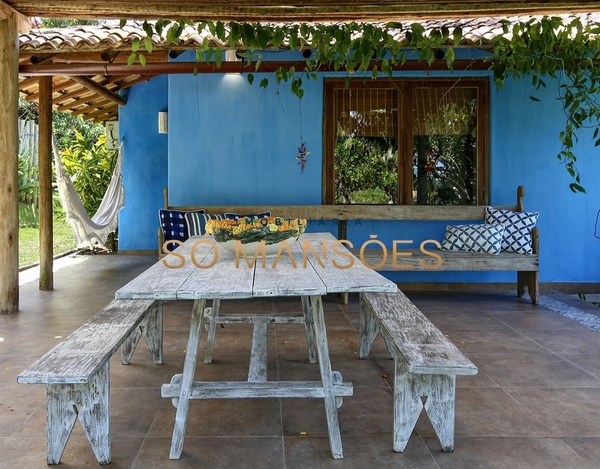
left=56, top=93, right=110, bottom=113
left=26, top=78, right=81, bottom=102
left=68, top=75, right=127, bottom=106
left=53, top=86, right=101, bottom=107
left=86, top=107, right=118, bottom=120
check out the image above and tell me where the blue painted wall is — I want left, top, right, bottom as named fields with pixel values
left=121, top=50, right=600, bottom=284
left=118, top=75, right=169, bottom=251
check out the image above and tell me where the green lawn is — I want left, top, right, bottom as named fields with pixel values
left=19, top=217, right=77, bottom=267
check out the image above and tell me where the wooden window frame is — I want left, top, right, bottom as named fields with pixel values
left=322, top=77, right=490, bottom=205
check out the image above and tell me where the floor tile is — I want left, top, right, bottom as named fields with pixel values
left=470, top=351, right=600, bottom=387
left=562, top=437, right=600, bottom=469
left=505, top=387, right=600, bottom=437
left=132, top=436, right=284, bottom=468
left=430, top=436, right=595, bottom=468
left=284, top=435, right=438, bottom=469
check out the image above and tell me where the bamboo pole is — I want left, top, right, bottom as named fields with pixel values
left=0, top=13, right=20, bottom=313
left=38, top=75, right=53, bottom=290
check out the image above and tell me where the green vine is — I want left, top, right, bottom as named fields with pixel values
left=127, top=16, right=600, bottom=192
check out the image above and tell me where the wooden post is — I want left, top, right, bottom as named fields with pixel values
left=0, top=13, right=19, bottom=313
left=39, top=76, right=53, bottom=290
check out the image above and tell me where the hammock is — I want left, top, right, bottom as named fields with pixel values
left=52, top=136, right=125, bottom=250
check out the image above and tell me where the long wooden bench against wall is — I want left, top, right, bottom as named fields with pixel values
left=160, top=186, right=539, bottom=304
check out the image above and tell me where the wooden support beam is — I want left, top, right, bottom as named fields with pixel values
left=38, top=75, right=53, bottom=291
left=0, top=14, right=19, bottom=313
left=0, top=0, right=30, bottom=33
left=68, top=76, right=127, bottom=106
left=19, top=59, right=491, bottom=77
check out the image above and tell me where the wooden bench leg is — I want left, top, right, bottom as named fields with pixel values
left=423, top=373, right=456, bottom=452
left=301, top=296, right=317, bottom=363
left=359, top=293, right=379, bottom=359
left=340, top=292, right=348, bottom=305
left=204, top=299, right=221, bottom=364
left=46, top=362, right=111, bottom=465
left=143, top=300, right=164, bottom=364
left=121, top=301, right=163, bottom=365
left=392, top=358, right=422, bottom=452
left=517, top=271, right=527, bottom=299
left=517, top=271, right=539, bottom=305
left=528, top=271, right=539, bottom=305
left=393, top=358, right=457, bottom=453
left=359, top=295, right=396, bottom=359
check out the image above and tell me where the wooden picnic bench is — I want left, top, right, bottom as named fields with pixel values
left=158, top=185, right=539, bottom=304
left=17, top=299, right=162, bottom=465
left=359, top=290, right=478, bottom=452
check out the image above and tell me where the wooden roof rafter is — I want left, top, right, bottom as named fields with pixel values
left=6, top=0, right=600, bottom=23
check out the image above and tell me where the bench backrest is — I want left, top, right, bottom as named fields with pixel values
left=17, top=299, right=156, bottom=384
left=163, top=186, right=526, bottom=222
left=361, top=291, right=478, bottom=376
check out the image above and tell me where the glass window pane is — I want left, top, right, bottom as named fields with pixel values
left=334, top=88, right=399, bottom=204
left=412, top=87, right=478, bottom=205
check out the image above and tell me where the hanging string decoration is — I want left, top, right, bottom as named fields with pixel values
left=296, top=99, right=310, bottom=171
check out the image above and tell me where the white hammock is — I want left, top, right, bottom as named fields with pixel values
left=52, top=137, right=125, bottom=250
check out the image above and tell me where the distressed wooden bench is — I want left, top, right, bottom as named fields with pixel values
left=157, top=185, right=539, bottom=304
left=359, top=290, right=478, bottom=452
left=17, top=299, right=162, bottom=465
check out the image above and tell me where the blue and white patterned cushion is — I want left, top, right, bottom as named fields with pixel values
left=441, top=224, right=505, bottom=255
left=185, top=212, right=224, bottom=237
left=485, top=207, right=539, bottom=254
left=159, top=209, right=204, bottom=251
left=224, top=212, right=271, bottom=220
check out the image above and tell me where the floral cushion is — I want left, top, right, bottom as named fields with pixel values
left=441, top=223, right=505, bottom=255
left=485, top=207, right=539, bottom=254
left=159, top=209, right=205, bottom=251
left=224, top=212, right=271, bottom=220
left=185, top=212, right=224, bottom=237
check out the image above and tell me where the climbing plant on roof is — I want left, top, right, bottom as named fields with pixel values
left=127, top=16, right=600, bottom=192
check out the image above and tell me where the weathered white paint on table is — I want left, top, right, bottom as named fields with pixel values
left=17, top=299, right=161, bottom=465
left=359, top=290, right=478, bottom=453
left=115, top=241, right=209, bottom=300
left=116, top=234, right=397, bottom=461
left=300, top=232, right=400, bottom=293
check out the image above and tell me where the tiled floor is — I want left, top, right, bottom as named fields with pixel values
left=2, top=254, right=600, bottom=468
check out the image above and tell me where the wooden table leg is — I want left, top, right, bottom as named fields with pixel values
left=169, top=298, right=206, bottom=459
left=308, top=294, right=344, bottom=459
left=301, top=296, right=317, bottom=363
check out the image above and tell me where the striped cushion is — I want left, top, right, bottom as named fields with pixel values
left=441, top=224, right=505, bottom=255
left=159, top=209, right=204, bottom=251
left=485, top=207, right=539, bottom=254
left=185, top=212, right=224, bottom=237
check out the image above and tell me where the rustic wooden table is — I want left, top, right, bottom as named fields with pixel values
left=116, top=232, right=397, bottom=460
